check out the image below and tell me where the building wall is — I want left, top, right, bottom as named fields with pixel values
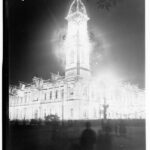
left=9, top=77, right=101, bottom=121
left=9, top=77, right=145, bottom=121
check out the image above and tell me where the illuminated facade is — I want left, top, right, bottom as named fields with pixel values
left=9, top=0, right=145, bottom=121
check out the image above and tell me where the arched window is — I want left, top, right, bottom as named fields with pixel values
left=50, top=91, right=52, bottom=100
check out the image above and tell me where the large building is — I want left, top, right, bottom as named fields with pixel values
left=9, top=0, right=145, bottom=121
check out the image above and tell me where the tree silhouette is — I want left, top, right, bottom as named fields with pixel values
left=87, top=0, right=122, bottom=10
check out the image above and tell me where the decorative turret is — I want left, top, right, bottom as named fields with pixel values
left=66, top=0, right=88, bottom=20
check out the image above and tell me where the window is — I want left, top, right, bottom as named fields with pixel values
left=45, top=93, right=46, bottom=100
left=25, top=95, right=27, bottom=103
left=55, top=90, right=58, bottom=99
left=70, top=108, right=74, bottom=117
left=83, top=111, right=87, bottom=118
left=44, top=109, right=46, bottom=118
left=34, top=110, right=38, bottom=119
left=17, top=97, right=19, bottom=104
left=70, top=87, right=74, bottom=95
left=62, top=89, right=64, bottom=98
left=28, top=95, right=30, bottom=102
left=50, top=91, right=52, bottom=100
left=24, top=108, right=27, bottom=119
left=33, top=93, right=38, bottom=101
left=16, top=109, right=18, bottom=119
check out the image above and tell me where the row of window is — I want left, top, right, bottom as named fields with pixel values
left=9, top=89, right=65, bottom=106
left=10, top=108, right=99, bottom=120
left=44, top=89, right=64, bottom=100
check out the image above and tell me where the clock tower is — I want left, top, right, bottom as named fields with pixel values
left=65, top=0, right=91, bottom=79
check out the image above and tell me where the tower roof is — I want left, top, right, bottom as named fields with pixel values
left=67, top=0, right=87, bottom=17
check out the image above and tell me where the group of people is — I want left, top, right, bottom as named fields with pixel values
left=114, top=120, right=127, bottom=137
left=80, top=122, right=112, bottom=150
left=71, top=120, right=127, bottom=150
left=70, top=121, right=113, bottom=150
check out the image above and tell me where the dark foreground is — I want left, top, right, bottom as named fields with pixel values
left=7, top=119, right=145, bottom=150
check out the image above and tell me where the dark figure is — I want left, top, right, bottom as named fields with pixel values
left=105, top=121, right=112, bottom=134
left=101, top=119, right=105, bottom=132
left=114, top=123, right=119, bottom=136
left=119, top=120, right=127, bottom=137
left=101, top=119, right=112, bottom=134
left=96, top=130, right=104, bottom=150
left=51, top=122, right=59, bottom=141
left=80, top=122, right=96, bottom=150
left=96, top=129, right=112, bottom=150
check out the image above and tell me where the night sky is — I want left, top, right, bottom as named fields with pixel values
left=8, top=0, right=145, bottom=89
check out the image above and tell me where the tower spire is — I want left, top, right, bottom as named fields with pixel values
left=65, top=0, right=91, bottom=79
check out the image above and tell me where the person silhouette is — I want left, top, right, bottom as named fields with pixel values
left=80, top=122, right=96, bottom=150
left=96, top=128, right=112, bottom=150
left=119, top=120, right=127, bottom=137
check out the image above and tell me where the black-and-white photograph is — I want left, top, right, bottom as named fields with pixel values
left=5, top=0, right=145, bottom=150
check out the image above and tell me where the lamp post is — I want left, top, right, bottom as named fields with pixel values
left=103, top=97, right=109, bottom=121
left=61, top=88, right=64, bottom=126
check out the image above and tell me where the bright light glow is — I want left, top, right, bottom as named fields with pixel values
left=8, top=0, right=145, bottom=121
left=65, top=0, right=91, bottom=72
left=89, top=72, right=145, bottom=119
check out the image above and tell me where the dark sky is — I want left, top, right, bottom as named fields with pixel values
left=8, top=0, right=145, bottom=89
